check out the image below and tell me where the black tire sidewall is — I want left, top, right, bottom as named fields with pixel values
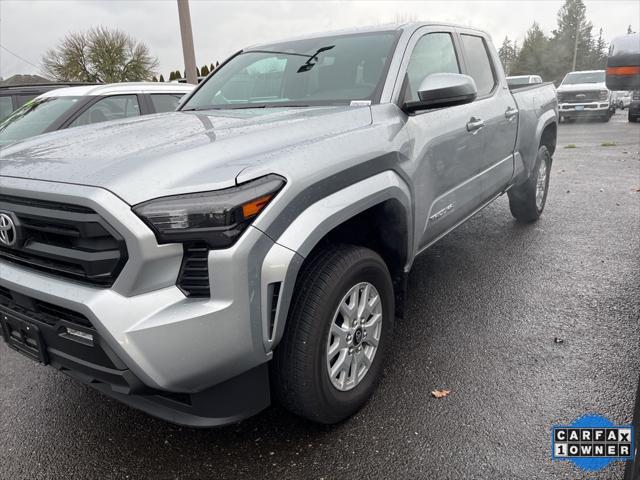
left=311, top=254, right=394, bottom=421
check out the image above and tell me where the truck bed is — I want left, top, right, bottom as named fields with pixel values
left=511, top=82, right=558, bottom=183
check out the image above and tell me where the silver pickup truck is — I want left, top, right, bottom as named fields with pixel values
left=0, top=23, right=557, bottom=426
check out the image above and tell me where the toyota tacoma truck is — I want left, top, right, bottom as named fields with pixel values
left=0, top=23, right=557, bottom=427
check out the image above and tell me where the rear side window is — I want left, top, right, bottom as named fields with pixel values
left=0, top=96, right=13, bottom=122
left=150, top=94, right=185, bottom=113
left=460, top=34, right=496, bottom=97
left=70, top=95, right=141, bottom=127
left=16, top=94, right=37, bottom=108
left=404, top=33, right=460, bottom=103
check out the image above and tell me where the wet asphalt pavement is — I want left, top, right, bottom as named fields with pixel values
left=1, top=111, right=639, bottom=480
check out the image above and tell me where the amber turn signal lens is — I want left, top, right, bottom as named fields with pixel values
left=242, top=194, right=274, bottom=218
left=606, top=66, right=640, bottom=76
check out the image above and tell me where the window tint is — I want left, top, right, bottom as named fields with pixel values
left=460, top=35, right=496, bottom=97
left=0, top=96, right=13, bottom=122
left=150, top=94, right=185, bottom=113
left=70, top=95, right=140, bottom=127
left=405, top=33, right=460, bottom=103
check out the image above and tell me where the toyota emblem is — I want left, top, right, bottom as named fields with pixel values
left=0, top=213, right=17, bottom=247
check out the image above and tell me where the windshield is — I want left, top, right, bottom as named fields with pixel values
left=182, top=31, right=399, bottom=111
left=0, top=96, right=81, bottom=147
left=562, top=71, right=605, bottom=85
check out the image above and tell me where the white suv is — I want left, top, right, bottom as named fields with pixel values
left=0, top=82, right=194, bottom=147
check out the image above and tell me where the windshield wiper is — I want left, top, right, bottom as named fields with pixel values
left=182, top=106, right=225, bottom=112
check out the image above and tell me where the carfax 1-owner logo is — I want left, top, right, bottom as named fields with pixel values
left=552, top=414, right=635, bottom=472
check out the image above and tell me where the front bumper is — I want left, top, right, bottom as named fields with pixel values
left=559, top=102, right=612, bottom=117
left=0, top=177, right=301, bottom=426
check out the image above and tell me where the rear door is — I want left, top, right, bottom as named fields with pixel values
left=457, top=29, right=518, bottom=193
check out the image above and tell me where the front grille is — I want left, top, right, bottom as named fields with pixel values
left=0, top=286, right=92, bottom=329
left=559, top=90, right=600, bottom=103
left=0, top=195, right=127, bottom=286
left=178, top=242, right=210, bottom=297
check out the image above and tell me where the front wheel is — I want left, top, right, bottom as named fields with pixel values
left=272, top=245, right=394, bottom=424
left=508, top=145, right=551, bottom=223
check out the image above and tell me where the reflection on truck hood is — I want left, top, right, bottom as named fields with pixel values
left=0, top=106, right=372, bottom=204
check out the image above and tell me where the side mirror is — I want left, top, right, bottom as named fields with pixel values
left=404, top=73, right=477, bottom=112
left=606, top=33, right=640, bottom=91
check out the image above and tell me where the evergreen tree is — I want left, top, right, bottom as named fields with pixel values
left=498, top=36, right=518, bottom=75
left=175, top=70, right=182, bottom=79
left=593, top=28, right=607, bottom=69
left=196, top=66, right=200, bottom=76
left=549, top=0, right=595, bottom=81
left=216, top=61, right=219, bottom=68
left=628, top=25, right=635, bottom=34
left=513, top=22, right=551, bottom=80
left=201, top=65, right=210, bottom=76
left=151, top=75, right=158, bottom=82
left=210, top=62, right=215, bottom=71
left=159, top=73, right=165, bottom=82
left=168, top=71, right=175, bottom=81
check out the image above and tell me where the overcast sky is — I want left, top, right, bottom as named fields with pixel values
left=0, top=0, right=637, bottom=79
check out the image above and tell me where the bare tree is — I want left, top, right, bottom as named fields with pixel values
left=42, top=26, right=158, bottom=83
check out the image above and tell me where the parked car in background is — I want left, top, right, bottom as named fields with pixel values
left=629, top=90, right=640, bottom=122
left=556, top=70, right=614, bottom=122
left=174, top=76, right=207, bottom=84
left=0, top=82, right=93, bottom=123
left=0, top=23, right=557, bottom=427
left=613, top=90, right=632, bottom=109
left=0, top=82, right=194, bottom=147
left=506, top=75, right=543, bottom=88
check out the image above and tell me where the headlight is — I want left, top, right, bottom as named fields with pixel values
left=600, top=89, right=609, bottom=100
left=133, top=174, right=285, bottom=248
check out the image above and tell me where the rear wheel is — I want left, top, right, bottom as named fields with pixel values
left=508, top=145, right=551, bottom=223
left=272, top=244, right=394, bottom=424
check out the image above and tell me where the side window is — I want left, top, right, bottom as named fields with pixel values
left=16, top=94, right=37, bottom=107
left=70, top=95, right=141, bottom=127
left=0, top=96, right=14, bottom=122
left=404, top=32, right=460, bottom=103
left=460, top=35, right=497, bottom=97
left=150, top=94, right=185, bottom=113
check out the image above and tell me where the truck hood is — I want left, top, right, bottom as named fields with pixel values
left=557, top=82, right=607, bottom=92
left=0, top=106, right=372, bottom=204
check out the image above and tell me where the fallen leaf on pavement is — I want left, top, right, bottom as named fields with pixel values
left=431, top=389, right=451, bottom=399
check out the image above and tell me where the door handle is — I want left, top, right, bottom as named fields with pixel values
left=505, top=107, right=518, bottom=120
left=466, top=117, right=485, bottom=133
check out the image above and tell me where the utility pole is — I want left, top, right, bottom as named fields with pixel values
left=572, top=24, right=580, bottom=71
left=177, top=0, right=197, bottom=85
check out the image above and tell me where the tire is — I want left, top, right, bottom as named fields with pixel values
left=272, top=244, right=394, bottom=424
left=508, top=145, right=551, bottom=223
left=629, top=111, right=638, bottom=123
